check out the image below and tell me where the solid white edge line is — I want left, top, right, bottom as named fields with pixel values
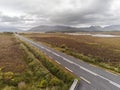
left=49, top=51, right=98, bottom=76
left=97, top=74, right=120, bottom=88
left=65, top=67, right=73, bottom=72
left=17, top=34, right=120, bottom=89
left=79, top=66, right=98, bottom=76
left=80, top=76, right=91, bottom=84
left=109, top=81, right=120, bottom=88
left=48, top=50, right=120, bottom=88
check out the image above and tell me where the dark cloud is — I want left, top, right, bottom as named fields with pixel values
left=0, top=0, right=120, bottom=29
left=50, top=0, right=114, bottom=25
left=0, top=16, right=20, bottom=22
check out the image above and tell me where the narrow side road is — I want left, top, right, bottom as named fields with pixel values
left=16, top=34, right=120, bottom=90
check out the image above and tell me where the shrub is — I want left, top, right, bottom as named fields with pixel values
left=0, top=68, right=3, bottom=80
left=3, top=72, right=14, bottom=81
left=37, top=79, right=48, bottom=88
left=2, top=86, right=16, bottom=90
left=28, top=60, right=39, bottom=71
left=45, top=74, right=52, bottom=82
left=49, top=77, right=61, bottom=86
left=21, top=41, right=75, bottom=88
left=118, top=67, right=120, bottom=73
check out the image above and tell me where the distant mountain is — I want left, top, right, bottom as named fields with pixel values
left=28, top=25, right=77, bottom=32
left=104, top=25, right=120, bottom=31
left=27, top=25, right=120, bottom=33
left=89, top=26, right=103, bottom=31
left=0, top=26, right=22, bottom=32
left=79, top=26, right=103, bottom=32
left=28, top=25, right=103, bottom=32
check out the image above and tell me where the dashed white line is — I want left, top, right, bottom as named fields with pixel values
left=65, top=67, right=73, bottom=72
left=80, top=76, right=91, bottom=84
left=62, top=57, right=74, bottom=64
left=51, top=52, right=60, bottom=56
left=48, top=56, right=52, bottom=59
left=40, top=46, right=45, bottom=49
left=51, top=52, right=98, bottom=76
left=45, top=48, right=52, bottom=52
left=17, top=35, right=120, bottom=89
left=55, top=61, right=61, bottom=64
left=47, top=51, right=98, bottom=76
left=47, top=49, right=120, bottom=88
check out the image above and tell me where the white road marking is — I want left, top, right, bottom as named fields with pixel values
left=49, top=51, right=98, bottom=76
left=46, top=48, right=120, bottom=88
left=17, top=34, right=120, bottom=89
left=45, top=48, right=50, bottom=51
left=97, top=75, right=110, bottom=81
left=62, top=57, right=74, bottom=64
left=51, top=52, right=60, bottom=56
left=48, top=56, right=52, bottom=59
left=65, top=67, right=73, bottom=72
left=80, top=76, right=91, bottom=84
left=97, top=74, right=120, bottom=88
left=79, top=66, right=98, bottom=76
left=55, top=61, right=61, bottom=64
left=109, top=81, right=120, bottom=88
left=40, top=46, right=45, bottom=49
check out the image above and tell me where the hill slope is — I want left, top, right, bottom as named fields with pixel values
left=27, top=25, right=120, bottom=32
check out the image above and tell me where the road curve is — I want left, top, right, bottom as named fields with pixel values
left=16, top=34, right=120, bottom=90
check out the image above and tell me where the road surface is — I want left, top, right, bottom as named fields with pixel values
left=16, top=34, right=120, bottom=90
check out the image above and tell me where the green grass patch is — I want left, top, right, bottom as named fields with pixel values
left=0, top=38, right=76, bottom=90
left=19, top=41, right=76, bottom=90
left=20, top=43, right=75, bottom=86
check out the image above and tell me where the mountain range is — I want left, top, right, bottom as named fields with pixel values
left=28, top=25, right=120, bottom=33
left=0, top=24, right=120, bottom=32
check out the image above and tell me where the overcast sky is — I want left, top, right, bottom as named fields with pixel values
left=0, top=0, right=120, bottom=30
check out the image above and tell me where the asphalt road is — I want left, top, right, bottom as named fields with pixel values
left=16, top=34, right=120, bottom=90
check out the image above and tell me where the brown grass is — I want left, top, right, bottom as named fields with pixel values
left=0, top=34, right=26, bottom=73
left=23, top=33, right=120, bottom=67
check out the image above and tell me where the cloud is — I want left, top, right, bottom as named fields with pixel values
left=50, top=0, right=113, bottom=25
left=0, top=0, right=120, bottom=29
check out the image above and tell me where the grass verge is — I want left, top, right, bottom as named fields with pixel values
left=58, top=45, right=120, bottom=74
left=0, top=33, right=77, bottom=90
left=34, top=41, right=120, bottom=75
left=19, top=40, right=76, bottom=90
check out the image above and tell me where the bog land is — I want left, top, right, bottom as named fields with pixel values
left=22, top=32, right=120, bottom=74
left=0, top=33, right=74, bottom=90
